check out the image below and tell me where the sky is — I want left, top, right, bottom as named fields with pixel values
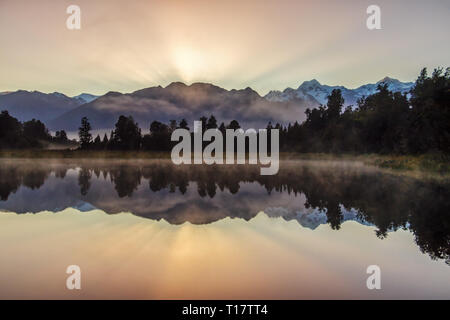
left=0, top=0, right=449, bottom=96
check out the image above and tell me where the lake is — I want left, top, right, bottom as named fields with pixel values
left=0, top=158, right=449, bottom=299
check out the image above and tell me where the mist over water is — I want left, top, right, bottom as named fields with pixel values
left=0, top=159, right=449, bottom=299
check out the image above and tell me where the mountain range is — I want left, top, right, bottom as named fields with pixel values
left=48, top=82, right=315, bottom=131
left=264, top=77, right=413, bottom=106
left=0, top=77, right=414, bottom=131
left=0, top=91, right=98, bottom=123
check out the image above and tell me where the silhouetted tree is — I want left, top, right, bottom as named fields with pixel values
left=0, top=111, right=54, bottom=148
left=326, top=89, right=344, bottom=120
left=0, top=111, right=25, bottom=148
left=407, top=67, right=450, bottom=154
left=23, top=119, right=51, bottom=142
left=54, top=130, right=68, bottom=143
left=142, top=120, right=171, bottom=151
left=78, top=117, right=92, bottom=149
left=199, top=116, right=208, bottom=132
left=179, top=119, right=189, bottom=131
left=93, top=134, right=102, bottom=149
left=109, top=115, right=141, bottom=150
left=102, top=134, right=109, bottom=149
left=169, top=120, right=177, bottom=132
left=206, top=115, right=218, bottom=129
left=227, top=120, right=241, bottom=130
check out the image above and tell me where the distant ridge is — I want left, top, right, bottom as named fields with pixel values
left=0, top=90, right=83, bottom=122
left=264, top=77, right=414, bottom=106
left=73, top=93, right=99, bottom=104
left=48, top=82, right=316, bottom=131
left=0, top=77, right=415, bottom=130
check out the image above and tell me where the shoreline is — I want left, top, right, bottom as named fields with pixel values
left=0, top=150, right=448, bottom=176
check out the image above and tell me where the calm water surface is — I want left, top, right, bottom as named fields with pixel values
left=0, top=159, right=449, bottom=299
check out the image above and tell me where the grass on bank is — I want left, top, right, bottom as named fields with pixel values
left=281, top=152, right=450, bottom=173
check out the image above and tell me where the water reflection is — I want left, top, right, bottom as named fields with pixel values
left=0, top=159, right=449, bottom=264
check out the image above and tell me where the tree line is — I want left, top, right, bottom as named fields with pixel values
left=0, top=112, right=73, bottom=149
left=78, top=113, right=245, bottom=151
left=286, top=67, right=450, bottom=154
left=1, top=67, right=448, bottom=154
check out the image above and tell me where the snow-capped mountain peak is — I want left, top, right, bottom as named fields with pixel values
left=378, top=76, right=395, bottom=83
left=265, top=77, right=414, bottom=107
left=72, top=93, right=99, bottom=104
left=298, top=79, right=321, bottom=89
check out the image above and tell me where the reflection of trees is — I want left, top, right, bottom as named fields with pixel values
left=325, top=203, right=343, bottom=230
left=206, top=179, right=216, bottom=198
left=78, top=168, right=91, bottom=196
left=407, top=183, right=450, bottom=263
left=0, top=165, right=50, bottom=200
left=0, top=160, right=449, bottom=262
left=55, top=168, right=68, bottom=179
left=148, top=169, right=170, bottom=192
left=22, top=171, right=48, bottom=190
left=109, top=166, right=141, bottom=198
left=142, top=164, right=191, bottom=195
left=0, top=167, right=22, bottom=200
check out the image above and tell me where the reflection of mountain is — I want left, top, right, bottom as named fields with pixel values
left=71, top=201, right=97, bottom=212
left=265, top=206, right=371, bottom=230
left=0, top=159, right=449, bottom=264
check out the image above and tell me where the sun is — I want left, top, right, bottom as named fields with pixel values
left=172, top=46, right=209, bottom=83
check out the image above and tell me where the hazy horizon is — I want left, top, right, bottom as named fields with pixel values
left=1, top=0, right=449, bottom=96
left=0, top=75, right=417, bottom=98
